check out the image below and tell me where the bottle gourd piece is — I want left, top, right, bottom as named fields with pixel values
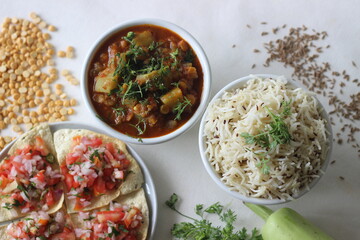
left=245, top=203, right=334, bottom=240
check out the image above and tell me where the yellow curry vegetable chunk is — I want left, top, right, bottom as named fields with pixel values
left=133, top=31, right=154, bottom=47
left=94, top=67, right=117, bottom=93
left=160, top=87, right=183, bottom=108
left=136, top=70, right=159, bottom=85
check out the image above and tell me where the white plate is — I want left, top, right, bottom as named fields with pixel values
left=0, top=121, right=158, bottom=239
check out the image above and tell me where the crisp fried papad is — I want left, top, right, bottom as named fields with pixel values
left=71, top=188, right=149, bottom=240
left=54, top=129, right=144, bottom=213
left=0, top=124, right=64, bottom=223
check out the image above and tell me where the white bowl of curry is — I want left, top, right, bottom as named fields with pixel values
left=82, top=18, right=211, bottom=144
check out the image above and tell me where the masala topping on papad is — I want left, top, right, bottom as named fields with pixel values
left=1, top=209, right=76, bottom=240
left=0, top=124, right=64, bottom=222
left=54, top=129, right=143, bottom=213
left=72, top=188, right=149, bottom=240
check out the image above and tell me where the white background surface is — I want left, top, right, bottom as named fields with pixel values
left=1, top=0, right=360, bottom=239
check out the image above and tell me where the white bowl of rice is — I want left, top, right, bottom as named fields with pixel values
left=199, top=74, right=332, bottom=204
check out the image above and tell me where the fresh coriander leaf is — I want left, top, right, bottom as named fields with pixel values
left=165, top=193, right=179, bottom=210
left=195, top=204, right=204, bottom=217
left=256, top=157, right=270, bottom=175
left=122, top=31, right=135, bottom=42
left=173, top=97, right=192, bottom=121
left=90, top=149, right=100, bottom=162
left=167, top=194, right=263, bottom=240
left=112, top=107, right=126, bottom=117
left=96, top=114, right=105, bottom=121
left=184, top=49, right=194, bottom=63
left=204, top=202, right=223, bottom=215
left=129, top=117, right=147, bottom=135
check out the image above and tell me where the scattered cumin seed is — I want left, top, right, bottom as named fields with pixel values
left=352, top=61, right=357, bottom=68
left=251, top=64, right=256, bottom=69
left=261, top=22, right=267, bottom=25
left=339, top=176, right=345, bottom=180
left=330, top=160, right=336, bottom=165
left=253, top=49, right=260, bottom=53
left=261, top=32, right=269, bottom=36
left=246, top=24, right=251, bottom=29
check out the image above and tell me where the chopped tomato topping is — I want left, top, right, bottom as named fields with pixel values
left=46, top=189, right=55, bottom=207
left=61, top=136, right=132, bottom=211
left=124, top=208, right=140, bottom=228
left=0, top=136, right=61, bottom=212
left=96, top=210, right=125, bottom=223
left=93, top=177, right=106, bottom=196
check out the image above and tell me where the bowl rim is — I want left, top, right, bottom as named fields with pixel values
left=198, top=74, right=333, bottom=205
left=81, top=18, right=211, bottom=145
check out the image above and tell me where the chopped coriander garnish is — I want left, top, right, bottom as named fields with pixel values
left=90, top=149, right=100, bottom=162
left=256, top=157, right=270, bottom=175
left=241, top=100, right=292, bottom=150
left=166, top=193, right=262, bottom=240
left=241, top=101, right=292, bottom=174
left=173, top=97, right=192, bottom=121
left=113, top=107, right=126, bottom=117
left=129, top=117, right=147, bottom=135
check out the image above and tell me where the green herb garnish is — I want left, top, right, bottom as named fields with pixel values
left=166, top=193, right=262, bottom=240
left=241, top=100, right=292, bottom=150
left=256, top=157, right=270, bottom=175
left=2, top=199, right=22, bottom=210
left=17, top=184, right=29, bottom=199
left=129, top=117, right=147, bottom=135
left=107, top=226, right=121, bottom=237
left=112, top=107, right=126, bottom=117
left=241, top=101, right=292, bottom=174
left=173, top=97, right=192, bottom=121
left=90, top=149, right=100, bottom=162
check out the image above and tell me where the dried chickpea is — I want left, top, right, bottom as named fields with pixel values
left=68, top=108, right=74, bottom=115
left=57, top=50, right=66, bottom=58
left=70, top=98, right=77, bottom=106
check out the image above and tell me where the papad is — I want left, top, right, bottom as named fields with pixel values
left=53, top=129, right=144, bottom=213
left=71, top=188, right=149, bottom=240
left=0, top=124, right=64, bottom=222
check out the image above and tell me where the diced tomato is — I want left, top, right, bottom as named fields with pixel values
left=125, top=235, right=137, bottom=240
left=47, top=176, right=61, bottom=186
left=72, top=136, right=82, bottom=147
left=96, top=210, right=125, bottom=223
left=0, top=175, right=9, bottom=188
left=66, top=153, right=80, bottom=166
left=12, top=161, right=25, bottom=174
left=105, top=181, right=116, bottom=190
left=105, top=143, right=115, bottom=155
left=38, top=218, right=49, bottom=226
left=79, top=233, right=92, bottom=240
left=35, top=136, right=49, bottom=156
left=64, top=173, right=75, bottom=190
left=23, top=201, right=32, bottom=211
left=35, top=170, right=46, bottom=182
left=7, top=222, right=28, bottom=238
left=87, top=174, right=96, bottom=187
left=45, top=189, right=55, bottom=207
left=124, top=208, right=140, bottom=228
left=93, top=177, right=106, bottom=196
left=120, top=158, right=131, bottom=170
left=103, top=168, right=114, bottom=179
left=83, top=137, right=102, bottom=148
left=74, top=198, right=84, bottom=211
left=50, top=228, right=76, bottom=240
